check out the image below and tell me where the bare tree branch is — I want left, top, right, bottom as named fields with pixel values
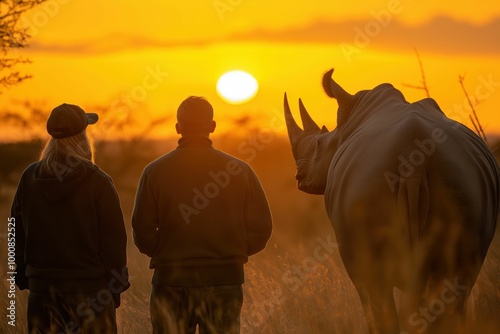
left=458, top=74, right=488, bottom=143
left=402, top=48, right=430, bottom=98
left=0, top=0, right=47, bottom=92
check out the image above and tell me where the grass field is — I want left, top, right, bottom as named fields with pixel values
left=1, top=135, right=499, bottom=333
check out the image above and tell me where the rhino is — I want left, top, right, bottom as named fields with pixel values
left=284, top=69, right=499, bottom=334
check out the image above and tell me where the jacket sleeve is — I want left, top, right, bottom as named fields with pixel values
left=244, top=167, right=273, bottom=256
left=10, top=176, right=28, bottom=290
left=131, top=170, right=159, bottom=257
left=96, top=175, right=129, bottom=307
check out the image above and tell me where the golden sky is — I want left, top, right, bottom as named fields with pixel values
left=1, top=0, right=500, bottom=141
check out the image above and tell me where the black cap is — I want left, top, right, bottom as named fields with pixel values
left=46, top=103, right=98, bottom=139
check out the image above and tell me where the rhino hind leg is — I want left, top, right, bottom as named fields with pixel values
left=350, top=275, right=400, bottom=334
left=338, top=240, right=401, bottom=333
left=412, top=276, right=470, bottom=334
left=398, top=210, right=481, bottom=333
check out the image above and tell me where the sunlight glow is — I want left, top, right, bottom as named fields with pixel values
left=216, top=70, right=258, bottom=104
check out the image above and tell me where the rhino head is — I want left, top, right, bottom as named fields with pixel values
left=284, top=68, right=357, bottom=195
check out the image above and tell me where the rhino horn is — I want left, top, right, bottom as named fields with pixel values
left=299, top=98, right=320, bottom=132
left=284, top=92, right=303, bottom=144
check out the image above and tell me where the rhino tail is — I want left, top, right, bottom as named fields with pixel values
left=398, top=167, right=429, bottom=295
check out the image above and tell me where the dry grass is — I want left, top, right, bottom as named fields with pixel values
left=1, top=135, right=499, bottom=333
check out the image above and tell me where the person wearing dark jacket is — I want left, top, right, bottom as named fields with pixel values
left=11, top=103, right=129, bottom=334
left=132, top=96, right=273, bottom=334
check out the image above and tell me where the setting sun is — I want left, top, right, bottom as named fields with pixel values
left=216, top=70, right=259, bottom=105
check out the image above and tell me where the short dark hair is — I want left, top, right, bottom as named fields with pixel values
left=177, top=96, right=213, bottom=135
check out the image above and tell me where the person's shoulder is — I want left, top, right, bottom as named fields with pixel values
left=23, top=161, right=39, bottom=174
left=213, top=149, right=253, bottom=171
left=17, top=162, right=39, bottom=183
left=84, top=162, right=114, bottom=184
left=143, top=150, right=177, bottom=174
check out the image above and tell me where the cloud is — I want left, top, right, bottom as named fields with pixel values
left=28, top=35, right=213, bottom=54
left=232, top=16, right=500, bottom=55
left=28, top=16, right=500, bottom=55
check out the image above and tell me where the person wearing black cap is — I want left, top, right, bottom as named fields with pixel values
left=132, top=96, right=273, bottom=334
left=11, top=103, right=129, bottom=333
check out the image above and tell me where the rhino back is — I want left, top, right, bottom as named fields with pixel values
left=324, top=99, right=499, bottom=260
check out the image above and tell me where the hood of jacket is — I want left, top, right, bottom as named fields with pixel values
left=32, top=161, right=97, bottom=204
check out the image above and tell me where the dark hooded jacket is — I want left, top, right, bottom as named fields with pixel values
left=11, top=160, right=129, bottom=299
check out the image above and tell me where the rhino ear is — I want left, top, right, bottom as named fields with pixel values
left=323, top=68, right=356, bottom=128
left=321, top=125, right=329, bottom=134
left=325, top=69, right=354, bottom=105
left=322, top=69, right=335, bottom=98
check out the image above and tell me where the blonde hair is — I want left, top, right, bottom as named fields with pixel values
left=39, top=131, right=95, bottom=177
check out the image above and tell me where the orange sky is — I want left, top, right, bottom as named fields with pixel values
left=1, top=0, right=500, bottom=141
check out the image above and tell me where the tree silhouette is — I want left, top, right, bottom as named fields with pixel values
left=402, top=49, right=489, bottom=142
left=0, top=0, right=46, bottom=91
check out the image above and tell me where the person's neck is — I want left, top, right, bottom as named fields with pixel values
left=177, top=135, right=213, bottom=147
left=181, top=134, right=210, bottom=139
